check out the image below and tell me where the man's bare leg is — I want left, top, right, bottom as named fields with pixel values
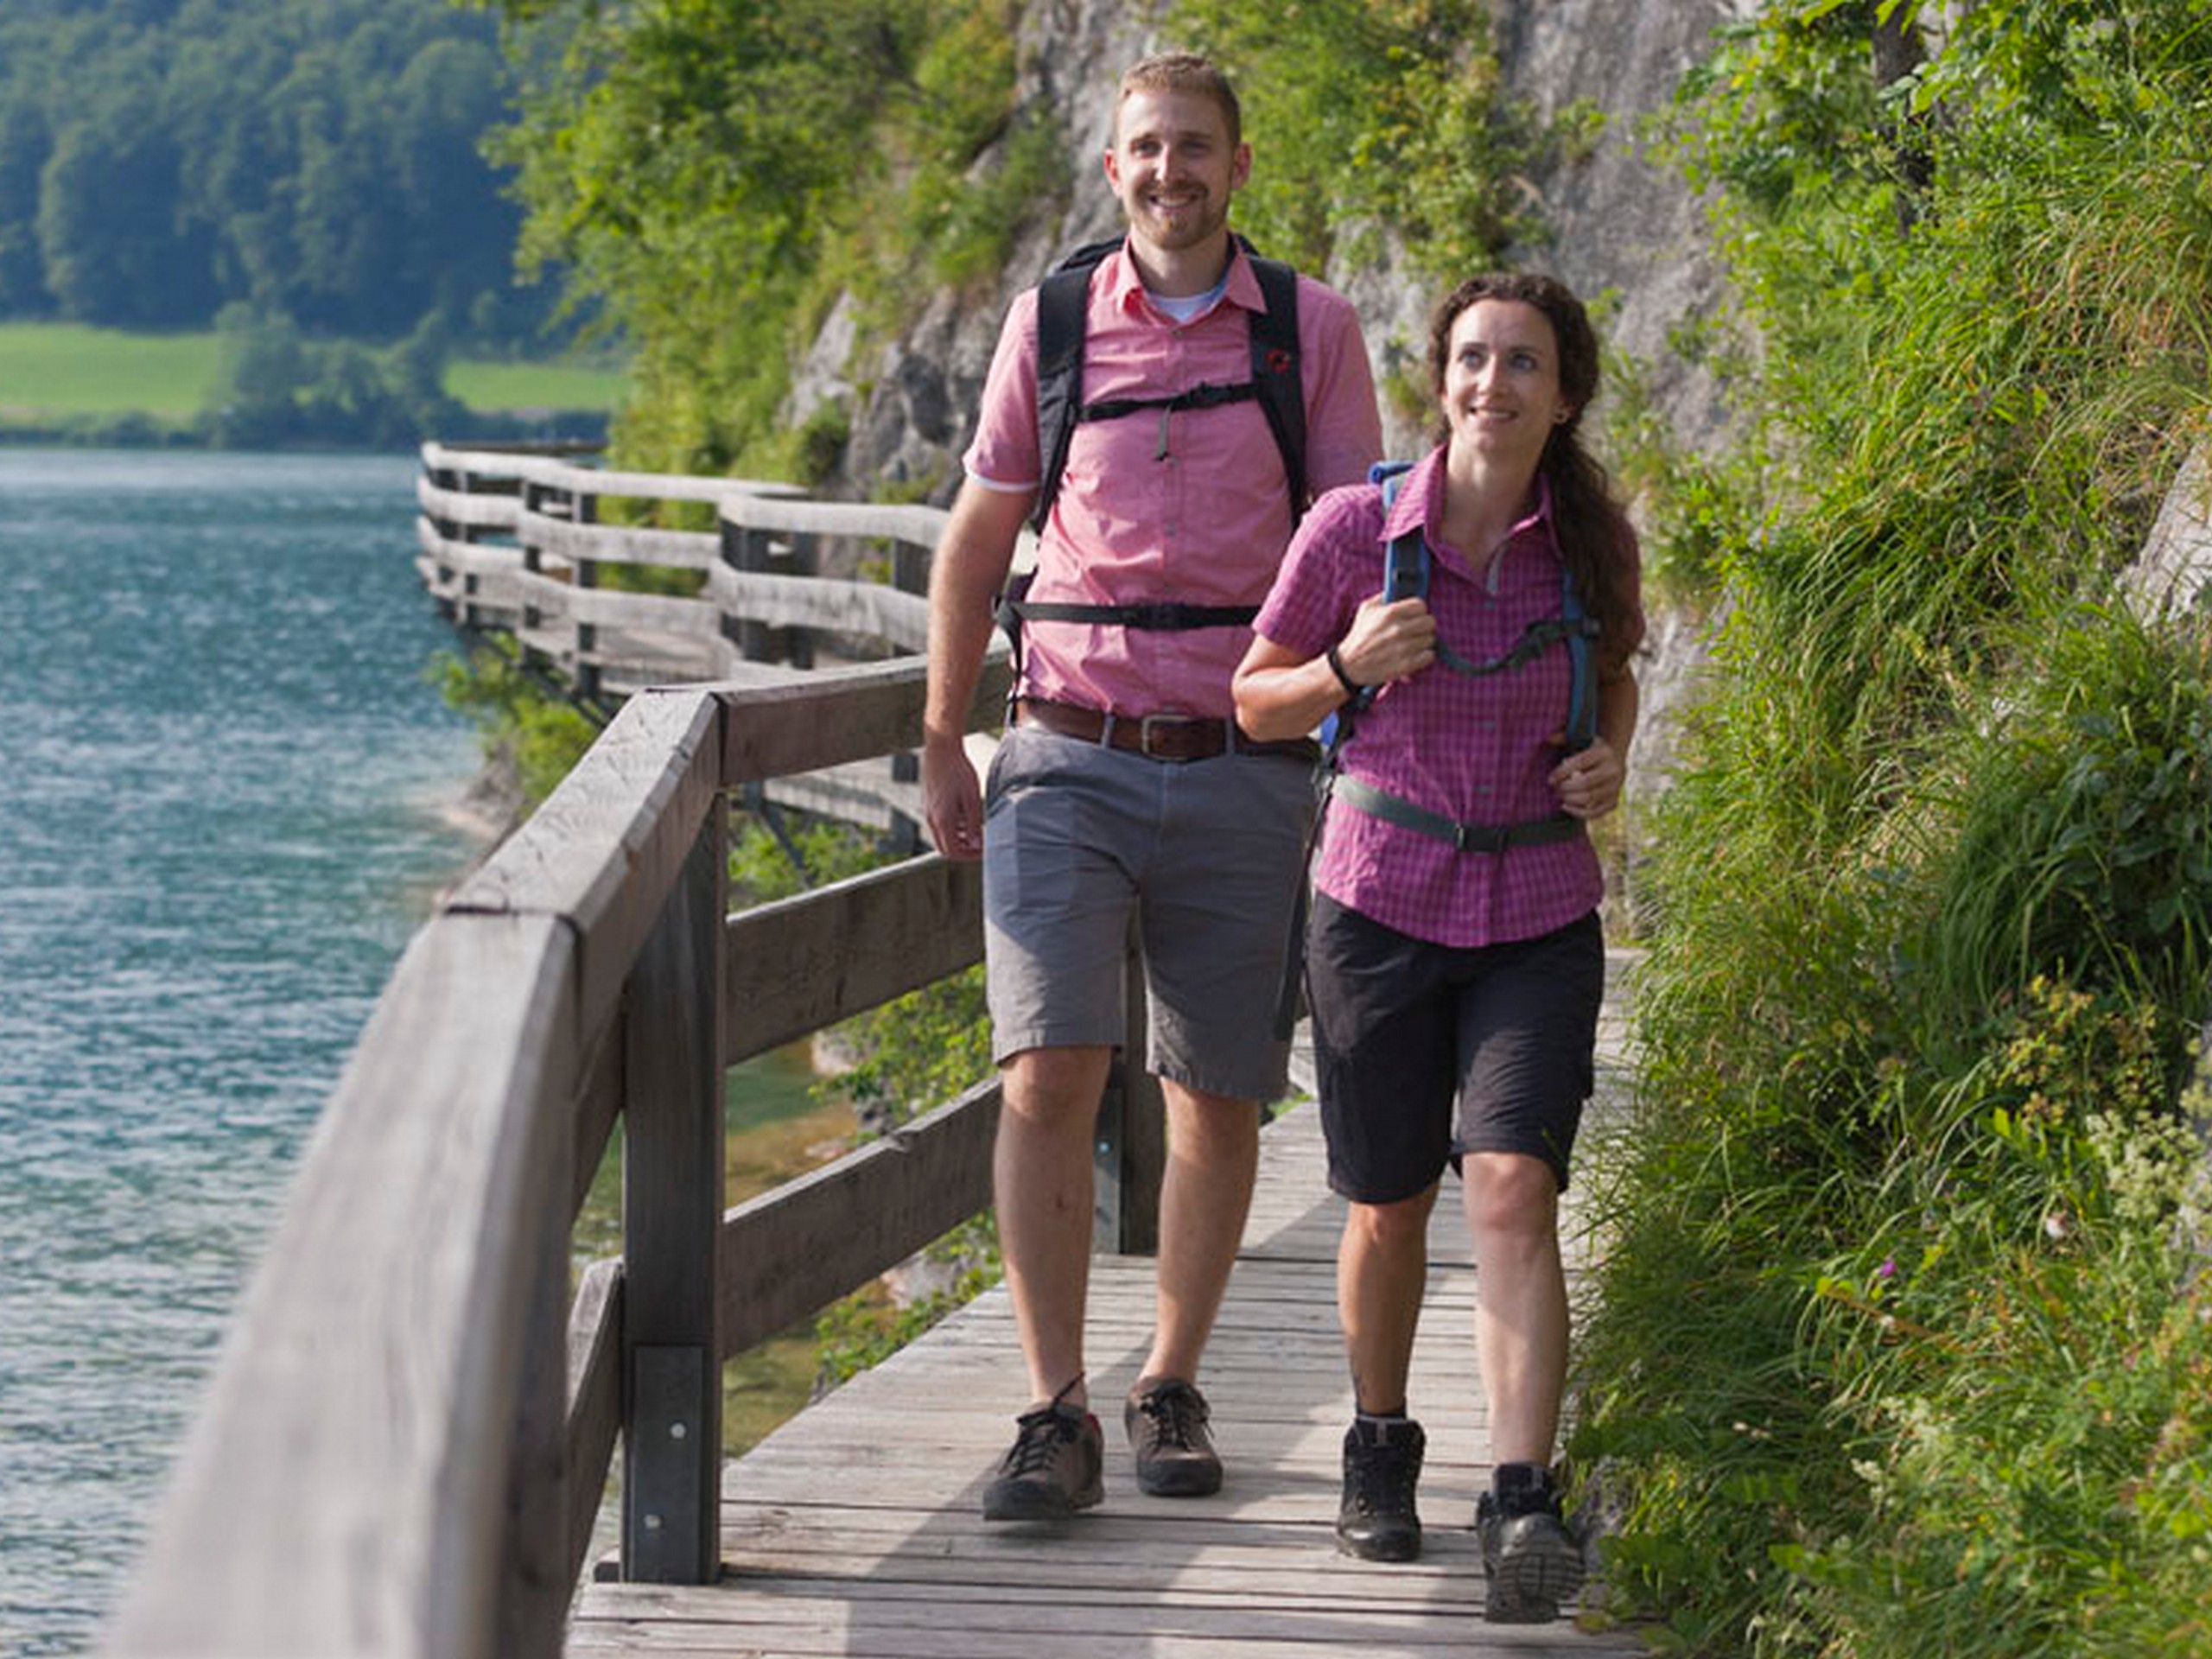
left=1115, top=1081, right=1262, bottom=1496
left=995, top=1043, right=1115, bottom=1408
left=1139, top=1080, right=1261, bottom=1386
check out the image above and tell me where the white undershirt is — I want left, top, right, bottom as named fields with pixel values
left=1148, top=275, right=1230, bottom=324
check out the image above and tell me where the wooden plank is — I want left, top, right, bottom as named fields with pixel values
left=108, top=912, right=579, bottom=1659
left=565, top=1591, right=1638, bottom=1656
left=702, top=565, right=932, bottom=649
left=567, top=585, right=728, bottom=639
left=528, top=508, right=723, bottom=572
left=716, top=658, right=1010, bottom=787
left=719, top=494, right=950, bottom=548
left=751, top=762, right=918, bottom=833
left=723, top=855, right=982, bottom=1063
left=567, top=1258, right=626, bottom=1591
left=570, top=1001, right=624, bottom=1220
left=422, top=444, right=803, bottom=508
left=420, top=476, right=523, bottom=530
left=418, top=518, right=524, bottom=577
left=715, top=1077, right=1000, bottom=1355
left=448, top=687, right=722, bottom=1037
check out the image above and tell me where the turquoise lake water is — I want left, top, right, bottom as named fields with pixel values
left=0, top=448, right=490, bottom=1655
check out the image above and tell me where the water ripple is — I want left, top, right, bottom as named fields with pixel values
left=0, top=448, right=486, bottom=1654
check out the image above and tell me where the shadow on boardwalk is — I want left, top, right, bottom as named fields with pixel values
left=565, top=955, right=1643, bottom=1659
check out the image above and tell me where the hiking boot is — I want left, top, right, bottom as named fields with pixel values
left=1335, top=1416, right=1425, bottom=1561
left=981, top=1390, right=1103, bottom=1521
left=1476, top=1465, right=1586, bottom=1623
left=1124, top=1376, right=1223, bottom=1497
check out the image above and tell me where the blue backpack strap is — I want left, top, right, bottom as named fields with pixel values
left=1559, top=563, right=1597, bottom=753
left=1372, top=461, right=1427, bottom=606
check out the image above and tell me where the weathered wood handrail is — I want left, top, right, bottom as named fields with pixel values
left=413, top=442, right=984, bottom=702
left=105, top=654, right=1064, bottom=1656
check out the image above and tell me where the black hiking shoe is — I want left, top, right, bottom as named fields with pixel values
left=1476, top=1465, right=1586, bottom=1623
left=1124, top=1376, right=1223, bottom=1497
left=981, top=1386, right=1103, bottom=1522
left=1336, top=1416, right=1425, bottom=1561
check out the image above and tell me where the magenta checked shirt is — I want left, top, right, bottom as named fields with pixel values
left=964, top=239, right=1381, bottom=721
left=1252, top=446, right=1642, bottom=949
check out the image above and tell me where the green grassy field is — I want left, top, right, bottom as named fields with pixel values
left=0, top=323, right=220, bottom=416
left=442, top=357, right=629, bottom=413
left=0, top=321, right=628, bottom=417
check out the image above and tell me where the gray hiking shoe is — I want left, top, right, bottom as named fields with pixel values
left=1476, top=1467, right=1586, bottom=1623
left=981, top=1390, right=1103, bottom=1521
left=1124, top=1376, right=1223, bottom=1497
left=1336, top=1416, right=1425, bottom=1561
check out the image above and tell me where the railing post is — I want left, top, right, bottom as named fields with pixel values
left=619, top=795, right=727, bottom=1582
left=722, top=524, right=775, bottom=664
left=498, top=1127, right=574, bottom=1654
left=785, top=531, right=817, bottom=670
left=574, top=489, right=602, bottom=703
left=1093, top=916, right=1166, bottom=1255
left=885, top=538, right=931, bottom=853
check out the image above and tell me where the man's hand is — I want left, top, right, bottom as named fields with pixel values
left=923, top=733, right=985, bottom=860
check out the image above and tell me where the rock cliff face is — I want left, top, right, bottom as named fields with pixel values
left=826, top=0, right=1745, bottom=496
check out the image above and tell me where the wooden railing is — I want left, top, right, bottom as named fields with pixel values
left=416, top=442, right=969, bottom=835
left=104, top=452, right=1169, bottom=1656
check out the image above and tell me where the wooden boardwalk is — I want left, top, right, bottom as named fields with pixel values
left=565, top=961, right=1641, bottom=1658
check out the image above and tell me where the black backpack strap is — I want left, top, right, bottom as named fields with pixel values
left=1328, top=775, right=1586, bottom=853
left=1003, top=597, right=1259, bottom=630
left=1030, top=253, right=1103, bottom=534
left=1245, top=254, right=1306, bottom=518
left=1032, top=238, right=1307, bottom=533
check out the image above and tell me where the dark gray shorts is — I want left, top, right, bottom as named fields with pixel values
left=1306, top=893, right=1604, bottom=1201
left=982, top=725, right=1316, bottom=1103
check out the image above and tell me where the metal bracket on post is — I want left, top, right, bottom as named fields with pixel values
left=625, top=1345, right=709, bottom=1583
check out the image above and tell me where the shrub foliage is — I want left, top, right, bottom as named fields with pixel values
left=1575, top=5, right=2212, bottom=1655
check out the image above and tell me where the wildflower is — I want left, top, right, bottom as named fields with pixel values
left=2044, top=1211, right=2071, bottom=1242
left=1876, top=1257, right=1897, bottom=1281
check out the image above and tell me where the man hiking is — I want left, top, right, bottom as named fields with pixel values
left=921, top=50, right=1382, bottom=1520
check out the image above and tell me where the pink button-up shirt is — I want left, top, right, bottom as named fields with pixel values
left=1253, top=446, right=1642, bottom=948
left=965, top=240, right=1381, bottom=720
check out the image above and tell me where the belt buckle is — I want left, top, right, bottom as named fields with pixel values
left=1454, top=822, right=1508, bottom=855
left=1137, top=712, right=1209, bottom=761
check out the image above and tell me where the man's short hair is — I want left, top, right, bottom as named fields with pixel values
left=1116, top=52, right=1242, bottom=148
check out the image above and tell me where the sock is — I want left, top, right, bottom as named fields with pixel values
left=1493, top=1460, right=1551, bottom=1498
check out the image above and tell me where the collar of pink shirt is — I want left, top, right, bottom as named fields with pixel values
left=1378, top=447, right=1559, bottom=582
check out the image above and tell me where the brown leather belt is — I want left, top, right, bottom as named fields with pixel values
left=1013, top=698, right=1319, bottom=764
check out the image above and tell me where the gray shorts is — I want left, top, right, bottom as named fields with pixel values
left=982, top=724, right=1317, bottom=1103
